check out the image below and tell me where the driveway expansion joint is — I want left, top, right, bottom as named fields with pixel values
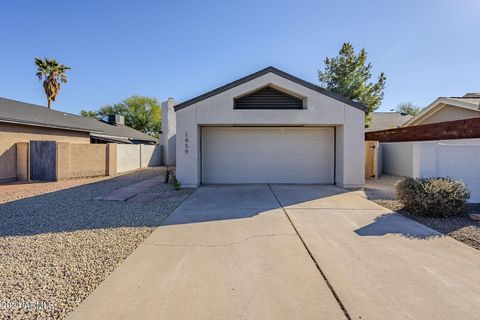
left=267, top=184, right=352, bottom=320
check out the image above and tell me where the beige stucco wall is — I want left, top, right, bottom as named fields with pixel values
left=55, top=143, right=109, bottom=179
left=68, top=144, right=108, bottom=178
left=416, top=105, right=480, bottom=125
left=16, top=142, right=29, bottom=181
left=0, top=123, right=90, bottom=181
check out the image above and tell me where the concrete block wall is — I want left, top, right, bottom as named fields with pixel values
left=116, top=144, right=162, bottom=173
left=381, top=139, right=480, bottom=202
left=116, top=144, right=141, bottom=173
left=14, top=141, right=161, bottom=182
left=140, top=145, right=161, bottom=168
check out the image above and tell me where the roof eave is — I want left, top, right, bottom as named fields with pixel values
left=402, top=97, right=480, bottom=127
left=0, top=118, right=102, bottom=134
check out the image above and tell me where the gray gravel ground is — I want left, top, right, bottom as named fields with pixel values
left=374, top=199, right=480, bottom=251
left=0, top=168, right=192, bottom=320
left=0, top=177, right=107, bottom=205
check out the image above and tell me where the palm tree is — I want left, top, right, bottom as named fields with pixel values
left=34, top=58, right=71, bottom=109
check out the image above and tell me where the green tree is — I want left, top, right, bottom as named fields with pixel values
left=81, top=95, right=161, bottom=137
left=34, top=58, right=71, bottom=109
left=395, top=102, right=421, bottom=116
left=318, top=43, right=386, bottom=127
left=79, top=110, right=99, bottom=118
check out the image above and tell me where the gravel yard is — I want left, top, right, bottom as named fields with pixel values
left=374, top=200, right=480, bottom=251
left=0, top=176, right=108, bottom=204
left=365, top=175, right=480, bottom=251
left=0, top=168, right=192, bottom=319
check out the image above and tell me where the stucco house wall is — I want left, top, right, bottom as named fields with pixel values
left=415, top=105, right=480, bottom=126
left=0, top=122, right=90, bottom=182
left=176, top=71, right=365, bottom=188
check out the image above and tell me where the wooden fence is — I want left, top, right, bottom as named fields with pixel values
left=365, top=117, right=480, bottom=142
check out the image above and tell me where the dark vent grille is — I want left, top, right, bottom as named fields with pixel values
left=234, top=86, right=303, bottom=109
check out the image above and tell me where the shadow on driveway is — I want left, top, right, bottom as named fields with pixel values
left=354, top=213, right=443, bottom=239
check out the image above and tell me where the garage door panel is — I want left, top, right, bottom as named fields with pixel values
left=205, top=143, right=330, bottom=155
left=202, top=127, right=334, bottom=184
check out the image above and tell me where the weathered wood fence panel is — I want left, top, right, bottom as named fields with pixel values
left=30, top=141, right=56, bottom=181
left=365, top=117, right=480, bottom=142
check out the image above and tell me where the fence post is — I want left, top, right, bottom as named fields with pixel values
left=107, top=143, right=118, bottom=176
left=56, top=142, right=70, bottom=180
left=16, top=142, right=29, bottom=181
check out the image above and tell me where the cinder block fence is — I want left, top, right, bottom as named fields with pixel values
left=16, top=142, right=161, bottom=182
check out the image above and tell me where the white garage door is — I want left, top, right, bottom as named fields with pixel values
left=202, top=127, right=334, bottom=184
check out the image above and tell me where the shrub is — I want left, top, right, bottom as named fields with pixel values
left=395, top=177, right=470, bottom=218
left=171, top=174, right=181, bottom=191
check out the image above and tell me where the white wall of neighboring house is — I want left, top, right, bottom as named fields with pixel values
left=381, top=139, right=480, bottom=202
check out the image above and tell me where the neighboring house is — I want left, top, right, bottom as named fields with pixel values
left=0, top=97, right=157, bottom=182
left=402, top=93, right=480, bottom=127
left=366, top=112, right=413, bottom=132
left=364, top=93, right=480, bottom=202
left=168, top=66, right=366, bottom=188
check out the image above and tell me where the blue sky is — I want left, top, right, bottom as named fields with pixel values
left=0, top=0, right=478, bottom=114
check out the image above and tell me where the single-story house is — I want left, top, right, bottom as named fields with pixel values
left=364, top=93, right=480, bottom=202
left=0, top=97, right=157, bottom=182
left=402, top=93, right=480, bottom=127
left=366, top=112, right=413, bottom=132
left=168, top=66, right=366, bottom=188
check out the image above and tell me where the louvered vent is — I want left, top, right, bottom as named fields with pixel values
left=234, top=86, right=303, bottom=109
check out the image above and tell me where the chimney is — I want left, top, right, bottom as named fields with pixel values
left=160, top=98, right=177, bottom=166
left=107, top=114, right=125, bottom=126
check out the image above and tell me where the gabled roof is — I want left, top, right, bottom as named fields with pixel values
left=174, top=66, right=367, bottom=112
left=0, top=97, right=157, bottom=142
left=402, top=94, right=480, bottom=127
left=366, top=112, right=413, bottom=132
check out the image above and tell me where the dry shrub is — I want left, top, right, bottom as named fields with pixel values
left=395, top=177, right=470, bottom=218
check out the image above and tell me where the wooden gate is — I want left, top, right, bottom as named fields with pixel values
left=30, top=141, right=57, bottom=181
left=365, top=140, right=379, bottom=179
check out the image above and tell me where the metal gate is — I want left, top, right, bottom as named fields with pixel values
left=30, top=141, right=57, bottom=181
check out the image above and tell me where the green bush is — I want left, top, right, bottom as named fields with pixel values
left=171, top=174, right=181, bottom=191
left=395, top=177, right=470, bottom=218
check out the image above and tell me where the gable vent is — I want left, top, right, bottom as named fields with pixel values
left=234, top=86, right=303, bottom=109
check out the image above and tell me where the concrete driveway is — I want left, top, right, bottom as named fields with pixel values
left=68, top=184, right=480, bottom=320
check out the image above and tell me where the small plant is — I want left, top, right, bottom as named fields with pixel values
left=171, top=174, right=181, bottom=191
left=395, top=177, right=470, bottom=218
